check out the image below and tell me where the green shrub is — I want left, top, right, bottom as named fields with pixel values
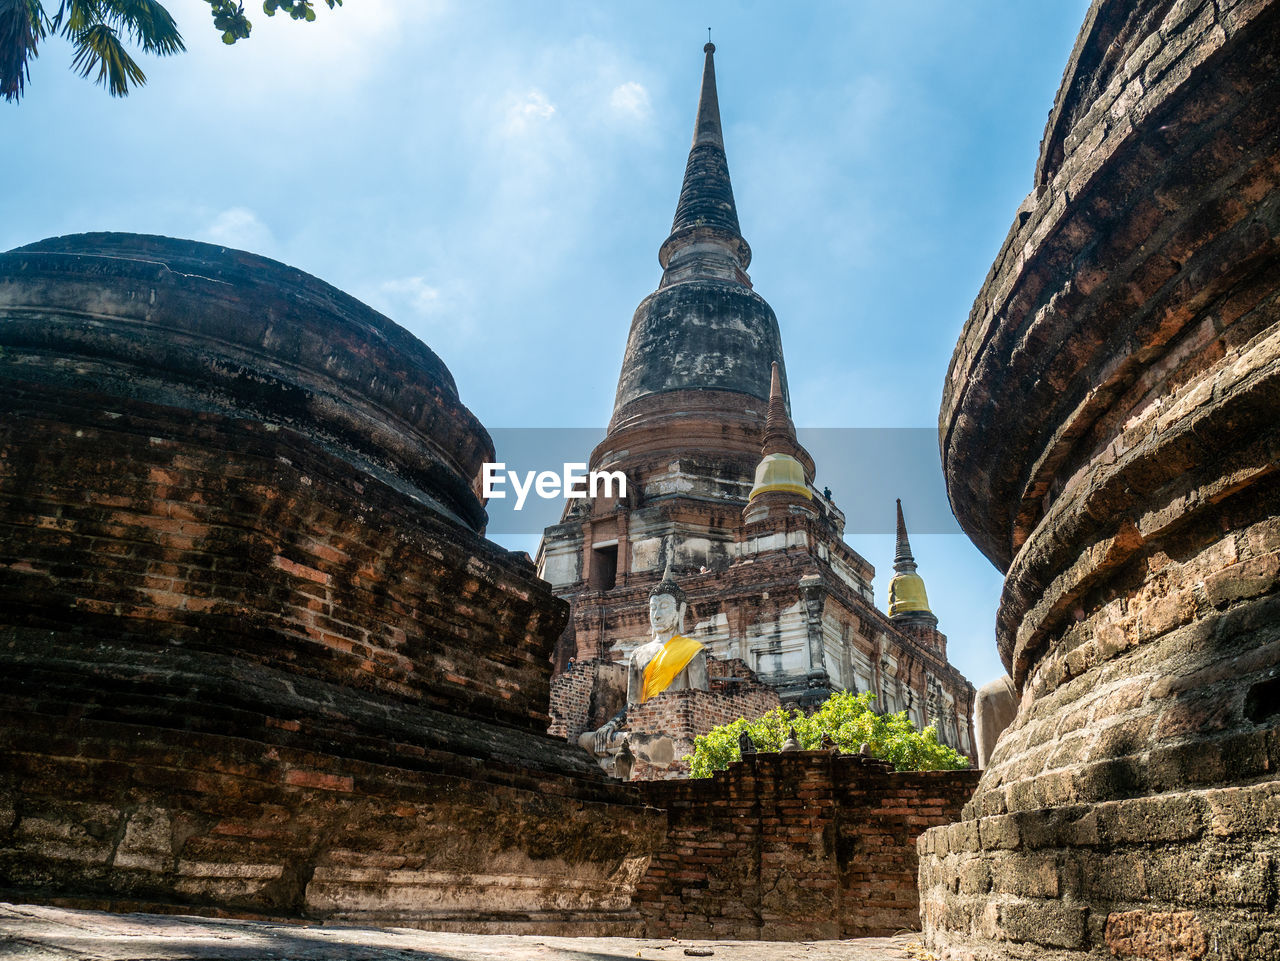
left=685, top=690, right=970, bottom=777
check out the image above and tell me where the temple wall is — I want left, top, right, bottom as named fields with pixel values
left=547, top=656, right=779, bottom=778
left=548, top=657, right=605, bottom=740
left=3, top=712, right=659, bottom=932
left=622, top=682, right=781, bottom=780
left=635, top=752, right=980, bottom=940
left=924, top=1, right=1280, bottom=957
left=541, top=425, right=971, bottom=716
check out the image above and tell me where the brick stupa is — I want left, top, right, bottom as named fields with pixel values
left=540, top=44, right=975, bottom=772
left=0, top=233, right=661, bottom=931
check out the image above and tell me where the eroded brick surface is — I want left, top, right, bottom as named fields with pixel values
left=924, top=0, right=1280, bottom=957
left=635, top=752, right=980, bottom=941
left=0, top=234, right=662, bottom=935
left=1104, top=910, right=1208, bottom=960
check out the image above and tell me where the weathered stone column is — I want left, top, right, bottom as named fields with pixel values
left=921, top=1, right=1280, bottom=957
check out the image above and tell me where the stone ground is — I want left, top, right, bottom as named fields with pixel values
left=0, top=904, right=930, bottom=961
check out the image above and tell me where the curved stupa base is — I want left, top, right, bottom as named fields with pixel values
left=0, top=234, right=661, bottom=933
left=921, top=1, right=1280, bottom=957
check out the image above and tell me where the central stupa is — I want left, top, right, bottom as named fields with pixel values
left=538, top=44, right=974, bottom=775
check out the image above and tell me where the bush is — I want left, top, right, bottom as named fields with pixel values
left=685, top=690, right=970, bottom=777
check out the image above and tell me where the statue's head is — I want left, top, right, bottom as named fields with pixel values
left=648, top=557, right=686, bottom=636
left=649, top=591, right=686, bottom=636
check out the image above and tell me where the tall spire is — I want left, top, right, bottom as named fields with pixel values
left=658, top=42, right=751, bottom=282
left=894, top=498, right=918, bottom=573
left=692, top=42, right=724, bottom=150
left=605, top=43, right=786, bottom=431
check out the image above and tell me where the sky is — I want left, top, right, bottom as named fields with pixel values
left=4, top=0, right=1094, bottom=692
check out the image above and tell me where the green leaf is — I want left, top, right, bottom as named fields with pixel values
left=685, top=690, right=970, bottom=777
left=0, top=0, right=50, bottom=102
left=104, top=0, right=184, bottom=56
left=5, top=0, right=343, bottom=102
left=208, top=1, right=249, bottom=42
left=69, top=20, right=145, bottom=96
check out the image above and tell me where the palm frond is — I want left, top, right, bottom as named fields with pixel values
left=103, top=0, right=182, bottom=56
left=69, top=20, right=144, bottom=96
left=0, top=0, right=48, bottom=102
left=51, top=0, right=101, bottom=34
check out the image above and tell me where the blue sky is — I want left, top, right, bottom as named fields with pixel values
left=4, top=0, right=1093, bottom=692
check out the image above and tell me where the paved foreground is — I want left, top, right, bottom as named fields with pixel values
left=0, top=903, right=929, bottom=961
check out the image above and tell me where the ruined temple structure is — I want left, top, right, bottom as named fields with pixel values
left=0, top=233, right=663, bottom=932
left=0, top=228, right=986, bottom=942
left=920, top=0, right=1280, bottom=958
left=539, top=44, right=975, bottom=766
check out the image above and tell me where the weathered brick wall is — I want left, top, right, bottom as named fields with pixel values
left=926, top=1, right=1280, bottom=957
left=635, top=752, right=980, bottom=939
left=0, top=394, right=558, bottom=730
left=708, top=656, right=756, bottom=680
left=0, top=234, right=663, bottom=934
left=548, top=654, right=780, bottom=777
left=623, top=681, right=781, bottom=779
left=548, top=658, right=598, bottom=739
left=629, top=660, right=782, bottom=738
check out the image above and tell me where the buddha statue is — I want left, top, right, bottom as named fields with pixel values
left=577, top=560, right=709, bottom=770
left=625, top=561, right=708, bottom=706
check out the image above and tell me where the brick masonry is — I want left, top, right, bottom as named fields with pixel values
left=924, top=1, right=1280, bottom=958
left=635, top=752, right=980, bottom=940
left=548, top=658, right=601, bottom=741
left=548, top=653, right=782, bottom=780
left=549, top=655, right=781, bottom=779
left=0, top=234, right=663, bottom=935
left=622, top=668, right=782, bottom=779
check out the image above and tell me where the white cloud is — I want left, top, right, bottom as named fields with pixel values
left=378, top=276, right=443, bottom=316
left=180, top=0, right=453, bottom=99
left=360, top=274, right=479, bottom=360
left=502, top=89, right=557, bottom=136
left=200, top=207, right=274, bottom=252
left=609, top=81, right=651, bottom=122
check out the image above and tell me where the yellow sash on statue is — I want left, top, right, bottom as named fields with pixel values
left=641, top=635, right=703, bottom=702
